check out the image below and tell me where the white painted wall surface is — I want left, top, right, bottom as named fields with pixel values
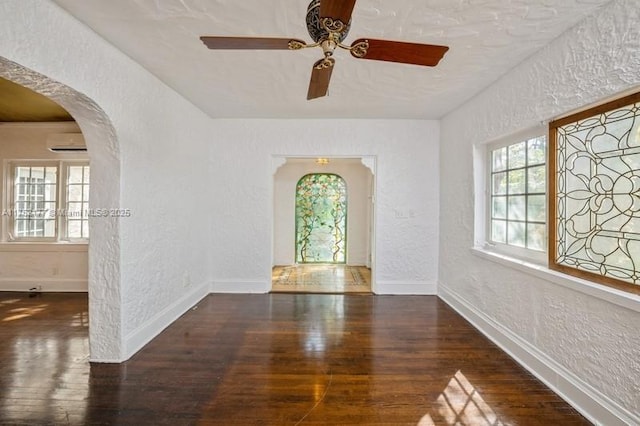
left=439, top=0, right=640, bottom=424
left=273, top=159, right=372, bottom=266
left=211, top=119, right=440, bottom=295
left=0, top=1, right=214, bottom=361
left=0, top=123, right=88, bottom=292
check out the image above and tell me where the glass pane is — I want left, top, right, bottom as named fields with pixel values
left=492, top=147, right=507, bottom=172
left=45, top=167, right=57, bottom=184
left=30, top=167, right=44, bottom=180
left=68, top=166, right=84, bottom=184
left=492, top=172, right=507, bottom=195
left=83, top=166, right=90, bottom=183
left=295, top=174, right=347, bottom=263
left=527, top=223, right=546, bottom=251
left=15, top=220, right=28, bottom=237
left=43, top=202, right=56, bottom=219
left=83, top=185, right=90, bottom=201
left=43, top=219, right=56, bottom=237
left=15, top=167, right=30, bottom=180
left=68, top=184, right=83, bottom=202
left=507, top=222, right=526, bottom=247
left=30, top=182, right=43, bottom=198
left=492, top=196, right=506, bottom=219
left=528, top=195, right=546, bottom=222
left=508, top=196, right=526, bottom=221
left=67, top=202, right=84, bottom=218
left=491, top=220, right=506, bottom=243
left=508, top=142, right=526, bottom=169
left=67, top=220, right=82, bottom=239
left=508, top=169, right=526, bottom=194
left=44, top=184, right=57, bottom=202
left=527, top=165, right=546, bottom=193
left=528, top=137, right=546, bottom=165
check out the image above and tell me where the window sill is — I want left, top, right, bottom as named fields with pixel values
left=470, top=246, right=640, bottom=313
left=0, top=241, right=88, bottom=252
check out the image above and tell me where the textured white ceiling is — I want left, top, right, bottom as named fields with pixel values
left=53, top=0, right=611, bottom=119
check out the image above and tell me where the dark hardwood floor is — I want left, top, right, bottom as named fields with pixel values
left=0, top=292, right=591, bottom=425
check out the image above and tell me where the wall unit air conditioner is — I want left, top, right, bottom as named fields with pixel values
left=46, top=133, right=87, bottom=152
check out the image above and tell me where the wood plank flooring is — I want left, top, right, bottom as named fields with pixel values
left=0, top=292, right=592, bottom=425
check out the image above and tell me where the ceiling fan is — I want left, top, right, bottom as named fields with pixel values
left=200, top=0, right=449, bottom=100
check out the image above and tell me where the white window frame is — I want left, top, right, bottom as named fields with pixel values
left=3, top=160, right=89, bottom=243
left=482, top=127, right=547, bottom=264
left=62, top=163, right=90, bottom=242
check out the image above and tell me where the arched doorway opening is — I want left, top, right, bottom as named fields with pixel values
left=272, top=157, right=375, bottom=294
left=0, top=57, right=122, bottom=361
left=295, top=173, right=347, bottom=264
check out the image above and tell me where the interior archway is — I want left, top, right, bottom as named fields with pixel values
left=272, top=157, right=375, bottom=293
left=0, top=57, right=122, bottom=361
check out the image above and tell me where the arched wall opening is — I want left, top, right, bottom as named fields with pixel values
left=272, top=156, right=376, bottom=290
left=0, top=57, right=122, bottom=361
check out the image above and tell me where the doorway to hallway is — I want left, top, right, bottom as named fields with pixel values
left=272, top=157, right=375, bottom=294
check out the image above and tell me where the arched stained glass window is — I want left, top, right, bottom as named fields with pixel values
left=295, top=173, right=347, bottom=263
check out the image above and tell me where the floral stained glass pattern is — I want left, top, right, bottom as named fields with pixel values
left=295, top=174, right=347, bottom=263
left=552, top=93, right=640, bottom=288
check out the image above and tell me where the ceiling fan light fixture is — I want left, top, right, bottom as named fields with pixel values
left=321, top=39, right=338, bottom=56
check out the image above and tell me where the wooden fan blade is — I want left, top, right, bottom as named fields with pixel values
left=307, top=57, right=335, bottom=100
left=320, top=0, right=357, bottom=25
left=350, top=38, right=449, bottom=67
left=200, top=36, right=306, bottom=50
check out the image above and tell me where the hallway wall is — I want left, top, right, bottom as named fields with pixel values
left=439, top=0, right=640, bottom=424
left=210, top=119, right=440, bottom=295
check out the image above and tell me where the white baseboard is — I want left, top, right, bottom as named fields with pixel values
left=375, top=280, right=437, bottom=295
left=121, top=281, right=209, bottom=362
left=439, top=285, right=639, bottom=426
left=0, top=277, right=87, bottom=292
left=211, top=280, right=269, bottom=293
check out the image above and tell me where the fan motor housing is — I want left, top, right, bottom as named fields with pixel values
left=306, top=0, right=350, bottom=43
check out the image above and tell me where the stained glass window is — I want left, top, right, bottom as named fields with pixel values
left=295, top=173, right=347, bottom=263
left=550, top=91, right=640, bottom=291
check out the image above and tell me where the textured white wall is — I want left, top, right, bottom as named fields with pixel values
left=0, top=1, right=214, bottom=361
left=211, top=119, right=440, bottom=295
left=273, top=159, right=372, bottom=266
left=439, top=0, right=640, bottom=423
left=0, top=123, right=88, bottom=292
